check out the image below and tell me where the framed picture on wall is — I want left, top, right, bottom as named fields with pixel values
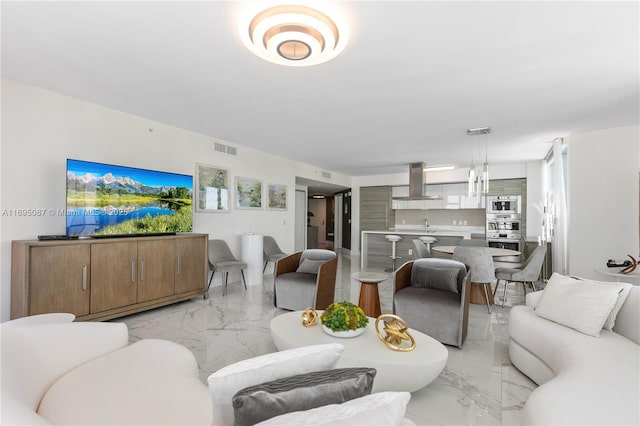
left=196, top=163, right=230, bottom=212
left=267, top=183, right=287, bottom=210
left=235, top=176, right=263, bottom=209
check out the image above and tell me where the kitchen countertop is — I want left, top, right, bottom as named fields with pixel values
left=365, top=230, right=472, bottom=238
left=365, top=225, right=486, bottom=239
left=360, top=227, right=486, bottom=270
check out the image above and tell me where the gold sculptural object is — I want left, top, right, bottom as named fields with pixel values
left=301, top=307, right=318, bottom=327
left=375, top=314, right=415, bottom=352
left=621, top=255, right=638, bottom=274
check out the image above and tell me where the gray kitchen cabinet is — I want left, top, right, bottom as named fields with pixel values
left=360, top=186, right=394, bottom=231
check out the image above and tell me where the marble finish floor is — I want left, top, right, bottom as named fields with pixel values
left=119, top=252, right=537, bottom=426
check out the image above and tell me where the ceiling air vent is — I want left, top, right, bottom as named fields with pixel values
left=214, top=142, right=237, bottom=156
left=321, top=171, right=332, bottom=179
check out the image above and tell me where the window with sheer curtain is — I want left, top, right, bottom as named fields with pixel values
left=542, top=138, right=568, bottom=275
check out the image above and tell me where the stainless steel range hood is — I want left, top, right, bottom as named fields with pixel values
left=393, top=162, right=442, bottom=200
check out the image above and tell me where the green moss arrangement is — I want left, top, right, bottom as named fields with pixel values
left=321, top=301, right=369, bottom=332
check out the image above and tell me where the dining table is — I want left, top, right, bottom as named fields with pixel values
left=430, top=245, right=522, bottom=305
left=431, top=245, right=521, bottom=257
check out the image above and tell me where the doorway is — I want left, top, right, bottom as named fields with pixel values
left=326, top=196, right=335, bottom=247
left=340, top=190, right=352, bottom=250
left=294, top=177, right=351, bottom=253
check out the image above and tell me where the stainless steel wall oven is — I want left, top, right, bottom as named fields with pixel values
left=487, top=195, right=521, bottom=214
left=486, top=209, right=522, bottom=261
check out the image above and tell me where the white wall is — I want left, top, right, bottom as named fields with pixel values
left=0, top=80, right=352, bottom=321
left=566, top=126, right=640, bottom=281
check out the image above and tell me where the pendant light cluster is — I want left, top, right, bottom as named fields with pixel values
left=467, top=127, right=491, bottom=197
left=239, top=2, right=348, bottom=67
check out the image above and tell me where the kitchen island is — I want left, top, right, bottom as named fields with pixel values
left=360, top=226, right=485, bottom=270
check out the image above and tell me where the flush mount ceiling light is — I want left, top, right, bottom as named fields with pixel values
left=239, top=3, right=347, bottom=67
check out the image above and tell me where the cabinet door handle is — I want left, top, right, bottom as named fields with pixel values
left=131, top=260, right=136, bottom=282
left=140, top=259, right=145, bottom=281
left=82, top=265, right=87, bottom=291
left=177, top=256, right=182, bottom=274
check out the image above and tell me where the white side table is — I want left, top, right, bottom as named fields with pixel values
left=241, top=234, right=263, bottom=286
left=595, top=268, right=640, bottom=284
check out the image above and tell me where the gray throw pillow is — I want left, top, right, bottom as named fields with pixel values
left=411, top=266, right=460, bottom=294
left=296, top=258, right=326, bottom=274
left=232, top=367, right=376, bottom=426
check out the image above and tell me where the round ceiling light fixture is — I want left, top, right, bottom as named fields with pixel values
left=239, top=2, right=348, bottom=67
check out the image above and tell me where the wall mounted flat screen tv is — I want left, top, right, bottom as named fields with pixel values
left=66, top=159, right=193, bottom=237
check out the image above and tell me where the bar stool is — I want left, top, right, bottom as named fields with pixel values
left=385, top=234, right=402, bottom=272
left=419, top=236, right=437, bottom=255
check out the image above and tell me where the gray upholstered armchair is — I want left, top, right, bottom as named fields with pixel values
left=274, top=249, right=338, bottom=311
left=393, top=258, right=471, bottom=348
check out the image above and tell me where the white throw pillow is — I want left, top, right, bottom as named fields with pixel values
left=547, top=274, right=633, bottom=331
left=534, top=273, right=623, bottom=337
left=591, top=280, right=632, bottom=331
left=207, top=343, right=344, bottom=426
left=255, top=391, right=411, bottom=426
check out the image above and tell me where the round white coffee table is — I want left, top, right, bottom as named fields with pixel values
left=270, top=311, right=448, bottom=392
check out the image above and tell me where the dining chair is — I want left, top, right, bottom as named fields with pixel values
left=208, top=239, right=247, bottom=296
left=453, top=246, right=495, bottom=314
left=263, top=236, right=287, bottom=273
left=494, top=244, right=547, bottom=307
left=418, top=236, right=437, bottom=255
left=412, top=239, right=431, bottom=259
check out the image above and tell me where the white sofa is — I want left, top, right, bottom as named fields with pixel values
left=509, top=281, right=640, bottom=425
left=1, top=313, right=412, bottom=425
left=1, top=313, right=212, bottom=425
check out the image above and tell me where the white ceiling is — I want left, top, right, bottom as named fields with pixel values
left=2, top=1, right=639, bottom=179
